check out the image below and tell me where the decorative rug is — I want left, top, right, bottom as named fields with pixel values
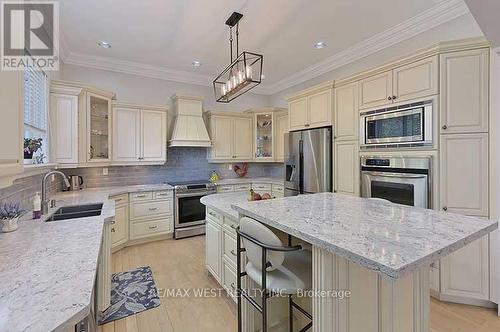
left=99, top=266, right=161, bottom=324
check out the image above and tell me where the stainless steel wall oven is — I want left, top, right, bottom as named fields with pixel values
left=360, top=156, right=432, bottom=209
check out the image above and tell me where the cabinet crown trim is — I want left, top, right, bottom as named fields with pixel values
left=112, top=101, right=168, bottom=112
left=50, top=80, right=115, bottom=99
left=285, top=81, right=334, bottom=101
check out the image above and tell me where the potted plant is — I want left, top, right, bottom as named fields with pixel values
left=24, top=138, right=43, bottom=163
left=0, top=202, right=24, bottom=232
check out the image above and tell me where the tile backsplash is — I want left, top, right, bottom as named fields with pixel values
left=0, top=171, right=61, bottom=211
left=62, top=148, right=284, bottom=188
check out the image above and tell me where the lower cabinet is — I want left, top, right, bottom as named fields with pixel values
left=252, top=183, right=272, bottom=196
left=441, top=236, right=490, bottom=302
left=206, top=216, right=222, bottom=283
left=271, top=184, right=285, bottom=198
left=334, top=140, right=360, bottom=196
left=98, top=220, right=112, bottom=311
left=111, top=195, right=128, bottom=247
left=111, top=190, right=174, bottom=251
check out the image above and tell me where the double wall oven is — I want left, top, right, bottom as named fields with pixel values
left=169, top=180, right=216, bottom=239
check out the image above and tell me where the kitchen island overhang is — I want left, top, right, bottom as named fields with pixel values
left=231, top=192, right=498, bottom=332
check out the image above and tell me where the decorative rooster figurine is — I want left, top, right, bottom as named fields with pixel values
left=233, top=163, right=248, bottom=178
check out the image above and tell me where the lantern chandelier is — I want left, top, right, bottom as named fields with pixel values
left=213, top=12, right=263, bottom=103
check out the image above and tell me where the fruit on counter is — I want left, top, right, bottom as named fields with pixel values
left=209, top=170, right=220, bottom=183
left=249, top=189, right=262, bottom=201
left=261, top=193, right=271, bottom=200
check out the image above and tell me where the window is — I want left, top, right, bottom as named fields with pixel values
left=24, top=65, right=49, bottom=164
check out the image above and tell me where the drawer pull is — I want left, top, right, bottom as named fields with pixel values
left=230, top=224, right=237, bottom=229
left=136, top=194, right=147, bottom=198
left=111, top=219, right=116, bottom=225
left=149, top=225, right=158, bottom=230
left=149, top=207, right=158, bottom=211
left=230, top=283, right=236, bottom=290
left=208, top=212, right=217, bottom=217
left=115, top=198, right=123, bottom=202
left=111, top=228, right=115, bottom=233
left=230, top=250, right=237, bottom=256
left=157, top=193, right=170, bottom=196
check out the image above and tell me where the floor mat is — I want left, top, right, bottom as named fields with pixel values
left=99, top=266, right=161, bottom=324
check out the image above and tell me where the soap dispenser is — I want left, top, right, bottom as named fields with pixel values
left=33, top=192, right=41, bottom=219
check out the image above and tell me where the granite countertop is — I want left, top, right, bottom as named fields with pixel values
left=214, top=177, right=283, bottom=186
left=232, top=193, right=498, bottom=279
left=0, top=184, right=173, bottom=332
left=201, top=192, right=250, bottom=220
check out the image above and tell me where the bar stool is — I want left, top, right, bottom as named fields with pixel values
left=236, top=217, right=312, bottom=332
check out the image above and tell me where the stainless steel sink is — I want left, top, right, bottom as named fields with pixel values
left=45, top=203, right=103, bottom=222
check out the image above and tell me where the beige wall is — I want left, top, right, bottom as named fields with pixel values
left=268, top=14, right=484, bottom=107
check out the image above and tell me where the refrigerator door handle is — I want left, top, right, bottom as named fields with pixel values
left=299, top=139, right=304, bottom=194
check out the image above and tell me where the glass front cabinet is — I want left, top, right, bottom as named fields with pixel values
left=82, top=91, right=113, bottom=163
left=254, top=112, right=274, bottom=160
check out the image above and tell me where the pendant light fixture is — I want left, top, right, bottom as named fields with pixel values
left=213, top=12, right=263, bottom=103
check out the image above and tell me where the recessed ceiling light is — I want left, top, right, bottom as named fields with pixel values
left=192, top=60, right=202, bottom=67
left=98, top=41, right=111, bottom=49
left=314, top=41, right=327, bottom=49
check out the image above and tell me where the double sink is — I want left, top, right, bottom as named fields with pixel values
left=45, top=203, right=103, bottom=222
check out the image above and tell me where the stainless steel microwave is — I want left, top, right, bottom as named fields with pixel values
left=359, top=100, right=432, bottom=148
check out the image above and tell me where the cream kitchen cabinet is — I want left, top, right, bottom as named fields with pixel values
left=334, top=82, right=359, bottom=141
left=334, top=141, right=360, bottom=196
left=359, top=56, right=438, bottom=110
left=50, top=93, right=79, bottom=164
left=207, top=112, right=253, bottom=162
left=111, top=194, right=129, bottom=249
left=84, top=92, right=112, bottom=163
left=439, top=133, right=489, bottom=216
left=441, top=236, right=490, bottom=302
left=206, top=214, right=222, bottom=283
left=440, top=48, right=489, bottom=134
left=112, top=103, right=167, bottom=164
left=0, top=71, right=23, bottom=188
left=275, top=112, right=288, bottom=162
left=286, top=82, right=333, bottom=131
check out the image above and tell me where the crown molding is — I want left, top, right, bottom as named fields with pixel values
left=264, top=0, right=470, bottom=95
left=63, top=51, right=215, bottom=88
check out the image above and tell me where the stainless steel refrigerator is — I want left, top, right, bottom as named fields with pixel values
left=284, top=127, right=332, bottom=196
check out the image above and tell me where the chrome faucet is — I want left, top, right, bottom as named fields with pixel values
left=42, top=171, right=71, bottom=214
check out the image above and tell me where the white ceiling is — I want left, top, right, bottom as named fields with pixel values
left=60, top=0, right=469, bottom=94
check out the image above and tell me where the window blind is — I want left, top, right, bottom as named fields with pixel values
left=24, top=66, right=47, bottom=133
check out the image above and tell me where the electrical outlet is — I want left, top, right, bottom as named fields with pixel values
left=228, top=164, right=232, bottom=170
left=102, top=168, right=108, bottom=176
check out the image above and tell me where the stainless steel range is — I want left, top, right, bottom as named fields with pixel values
left=169, top=180, right=216, bottom=239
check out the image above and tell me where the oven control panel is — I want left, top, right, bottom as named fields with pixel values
left=365, top=159, right=390, bottom=167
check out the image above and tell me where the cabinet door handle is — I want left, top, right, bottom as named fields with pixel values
left=111, top=219, right=116, bottom=224
left=443, top=207, right=448, bottom=211
left=230, top=224, right=237, bottom=229
left=115, top=198, right=123, bottom=202
left=149, top=225, right=158, bottom=230
left=388, top=96, right=392, bottom=101
left=149, top=207, right=158, bottom=211
left=392, top=95, right=397, bottom=100
left=136, top=194, right=147, bottom=198
left=208, top=212, right=217, bottom=217
left=231, top=249, right=237, bottom=256
left=111, top=228, right=115, bottom=232
left=230, top=283, right=236, bottom=290
left=442, top=125, right=447, bottom=130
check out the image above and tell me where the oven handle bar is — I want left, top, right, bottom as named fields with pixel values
left=175, top=191, right=216, bottom=198
left=361, top=171, right=427, bottom=179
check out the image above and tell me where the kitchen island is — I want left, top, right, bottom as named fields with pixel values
left=213, top=192, right=499, bottom=332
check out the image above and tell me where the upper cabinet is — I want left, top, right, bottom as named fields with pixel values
left=50, top=80, right=115, bottom=167
left=440, top=48, right=489, bottom=134
left=207, top=113, right=253, bottom=162
left=287, top=82, right=333, bottom=131
left=254, top=112, right=274, bottom=160
left=87, top=93, right=112, bottom=163
left=359, top=56, right=438, bottom=110
left=334, top=82, right=359, bottom=141
left=0, top=71, right=23, bottom=188
left=112, top=102, right=167, bottom=164
left=50, top=88, right=81, bottom=164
